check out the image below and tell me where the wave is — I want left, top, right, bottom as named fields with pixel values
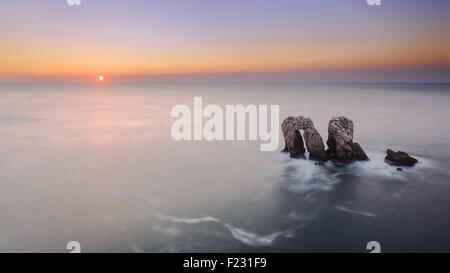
left=335, top=205, right=377, bottom=217
left=271, top=154, right=341, bottom=193
left=156, top=213, right=221, bottom=224
left=348, top=151, right=407, bottom=180
left=156, top=212, right=295, bottom=247
left=270, top=150, right=439, bottom=194
left=226, top=224, right=294, bottom=247
left=348, top=150, right=438, bottom=182
left=287, top=209, right=318, bottom=222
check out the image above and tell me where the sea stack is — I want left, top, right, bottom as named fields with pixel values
left=281, top=115, right=368, bottom=163
left=281, top=117, right=306, bottom=158
left=281, top=116, right=327, bottom=161
left=326, top=116, right=368, bottom=162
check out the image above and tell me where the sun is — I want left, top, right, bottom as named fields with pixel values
left=98, top=76, right=104, bottom=81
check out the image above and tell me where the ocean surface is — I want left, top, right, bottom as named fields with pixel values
left=0, top=82, right=449, bottom=252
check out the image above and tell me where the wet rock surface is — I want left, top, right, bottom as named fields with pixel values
left=326, top=116, right=368, bottom=162
left=385, top=149, right=418, bottom=167
left=281, top=116, right=326, bottom=161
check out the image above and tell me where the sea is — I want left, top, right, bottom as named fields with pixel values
left=0, top=82, right=449, bottom=252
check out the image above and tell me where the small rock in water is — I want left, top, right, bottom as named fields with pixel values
left=385, top=149, right=418, bottom=167
left=397, top=168, right=403, bottom=171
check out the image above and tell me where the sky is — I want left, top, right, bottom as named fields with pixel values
left=0, top=0, right=449, bottom=82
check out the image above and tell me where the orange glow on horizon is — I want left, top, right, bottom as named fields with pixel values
left=0, top=0, right=447, bottom=82
left=0, top=30, right=447, bottom=81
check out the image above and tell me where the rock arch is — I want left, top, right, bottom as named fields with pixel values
left=281, top=116, right=327, bottom=160
left=282, top=116, right=368, bottom=163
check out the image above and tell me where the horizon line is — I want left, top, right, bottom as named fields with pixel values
left=1, top=81, right=450, bottom=84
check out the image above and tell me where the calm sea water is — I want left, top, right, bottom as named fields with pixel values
left=0, top=82, right=449, bottom=252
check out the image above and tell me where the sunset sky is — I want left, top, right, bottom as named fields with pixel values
left=0, top=0, right=449, bottom=82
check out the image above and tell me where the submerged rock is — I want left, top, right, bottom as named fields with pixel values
left=281, top=115, right=368, bottom=163
left=385, top=149, right=418, bottom=167
left=326, top=116, right=368, bottom=162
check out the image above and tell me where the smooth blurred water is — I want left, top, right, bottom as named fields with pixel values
left=0, top=82, right=449, bottom=252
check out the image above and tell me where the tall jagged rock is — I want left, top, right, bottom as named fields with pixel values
left=281, top=116, right=305, bottom=158
left=300, top=118, right=327, bottom=161
left=326, top=116, right=368, bottom=162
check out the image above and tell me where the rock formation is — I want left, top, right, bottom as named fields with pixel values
left=281, top=117, right=304, bottom=158
left=302, top=117, right=328, bottom=161
left=385, top=149, right=418, bottom=167
left=282, top=115, right=368, bottom=163
left=326, top=116, right=368, bottom=162
left=281, top=117, right=306, bottom=158
left=281, top=116, right=422, bottom=169
left=281, top=116, right=327, bottom=161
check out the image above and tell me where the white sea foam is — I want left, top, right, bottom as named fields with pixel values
left=283, top=156, right=340, bottom=193
left=268, top=149, right=440, bottom=201
left=226, top=224, right=294, bottom=246
left=335, top=205, right=377, bottom=217
left=156, top=212, right=296, bottom=247
left=349, top=150, right=437, bottom=182
left=351, top=151, right=407, bottom=180
left=156, top=213, right=221, bottom=224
